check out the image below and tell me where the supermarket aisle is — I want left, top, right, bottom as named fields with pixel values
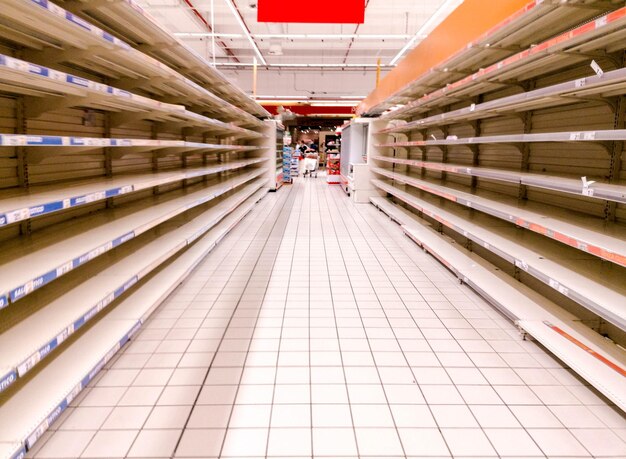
left=29, top=178, right=626, bottom=459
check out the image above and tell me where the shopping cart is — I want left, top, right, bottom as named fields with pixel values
left=303, top=152, right=319, bottom=178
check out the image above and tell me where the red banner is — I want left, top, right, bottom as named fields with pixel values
left=258, top=0, right=365, bottom=23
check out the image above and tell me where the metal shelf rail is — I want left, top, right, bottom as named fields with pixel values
left=385, top=6, right=626, bottom=120
left=0, top=0, right=263, bottom=126
left=0, top=184, right=269, bottom=459
left=365, top=0, right=623, bottom=115
left=0, top=154, right=264, bottom=226
left=371, top=179, right=626, bottom=330
left=0, top=168, right=266, bottom=310
left=380, top=67, right=626, bottom=134
left=371, top=167, right=626, bottom=267
left=370, top=196, right=626, bottom=412
left=372, top=155, right=626, bottom=203
left=0, top=178, right=267, bottom=395
left=57, top=0, right=270, bottom=118
left=0, top=54, right=263, bottom=138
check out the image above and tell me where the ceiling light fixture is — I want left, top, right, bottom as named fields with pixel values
left=223, top=0, right=267, bottom=65
left=389, top=0, right=465, bottom=66
left=213, top=63, right=393, bottom=68
left=173, top=33, right=411, bottom=40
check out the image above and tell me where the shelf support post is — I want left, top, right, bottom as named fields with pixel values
left=104, top=109, right=114, bottom=209
left=15, top=96, right=31, bottom=236
left=605, top=52, right=625, bottom=222
left=604, top=93, right=624, bottom=222
left=518, top=81, right=536, bottom=201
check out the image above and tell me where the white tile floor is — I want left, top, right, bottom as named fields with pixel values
left=30, top=177, right=626, bottom=458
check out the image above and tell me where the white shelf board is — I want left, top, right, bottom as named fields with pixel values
left=370, top=196, right=626, bottom=411
left=0, top=156, right=265, bottom=227
left=0, top=184, right=267, bottom=459
left=59, top=0, right=269, bottom=118
left=371, top=179, right=626, bottom=330
left=372, top=154, right=626, bottom=203
left=0, top=168, right=265, bottom=308
left=0, top=54, right=262, bottom=138
left=371, top=167, right=626, bottom=267
left=386, top=7, right=626, bottom=120
left=368, top=1, right=622, bottom=114
left=383, top=67, right=626, bottom=134
left=0, top=0, right=261, bottom=125
left=0, top=178, right=267, bottom=394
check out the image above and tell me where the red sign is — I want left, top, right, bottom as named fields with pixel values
left=258, top=0, right=365, bottom=23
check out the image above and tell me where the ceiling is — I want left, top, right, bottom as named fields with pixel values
left=137, top=0, right=449, bottom=106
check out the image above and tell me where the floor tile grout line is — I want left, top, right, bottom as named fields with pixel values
left=331, top=186, right=505, bottom=458
left=167, top=187, right=295, bottom=459
left=213, top=183, right=303, bottom=459
left=340, top=189, right=587, bottom=458
left=68, top=192, right=278, bottom=459
left=263, top=180, right=307, bottom=458
left=319, top=181, right=410, bottom=459
left=313, top=179, right=362, bottom=458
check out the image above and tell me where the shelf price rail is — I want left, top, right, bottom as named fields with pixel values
left=0, top=145, right=264, bottom=227
left=385, top=6, right=626, bottom=120
left=58, top=0, right=269, bottom=118
left=0, top=184, right=269, bottom=459
left=371, top=167, right=626, bottom=267
left=0, top=177, right=267, bottom=396
left=0, top=0, right=263, bottom=127
left=365, top=0, right=621, bottom=115
left=372, top=154, right=626, bottom=204
left=0, top=165, right=267, bottom=310
left=369, top=195, right=626, bottom=412
left=380, top=67, right=626, bottom=134
left=0, top=135, right=261, bottom=159
left=0, top=54, right=263, bottom=139
left=371, top=178, right=626, bottom=330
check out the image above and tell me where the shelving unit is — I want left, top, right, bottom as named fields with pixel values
left=385, top=6, right=626, bottom=120
left=0, top=0, right=265, bottom=127
left=370, top=196, right=626, bottom=412
left=56, top=0, right=269, bottom=119
left=372, top=154, right=626, bottom=204
left=0, top=1, right=272, bottom=457
left=0, top=184, right=267, bottom=456
left=366, top=1, right=624, bottom=115
left=366, top=0, right=626, bottom=408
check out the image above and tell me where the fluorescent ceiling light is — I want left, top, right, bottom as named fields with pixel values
left=223, top=0, right=267, bottom=66
left=254, top=34, right=411, bottom=40
left=174, top=33, right=411, bottom=40
left=389, top=0, right=464, bottom=66
left=214, top=63, right=392, bottom=68
left=311, top=102, right=359, bottom=107
left=255, top=95, right=309, bottom=99
left=174, top=32, right=244, bottom=38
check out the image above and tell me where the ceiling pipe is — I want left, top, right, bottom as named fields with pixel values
left=181, top=0, right=241, bottom=62
left=224, top=0, right=268, bottom=66
left=342, top=0, right=371, bottom=64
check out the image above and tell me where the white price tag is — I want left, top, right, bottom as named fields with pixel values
left=590, top=60, right=604, bottom=77
left=583, top=132, right=596, bottom=141
left=582, top=187, right=595, bottom=197
left=5, top=207, right=30, bottom=223
left=85, top=191, right=106, bottom=203
left=56, top=261, right=73, bottom=277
